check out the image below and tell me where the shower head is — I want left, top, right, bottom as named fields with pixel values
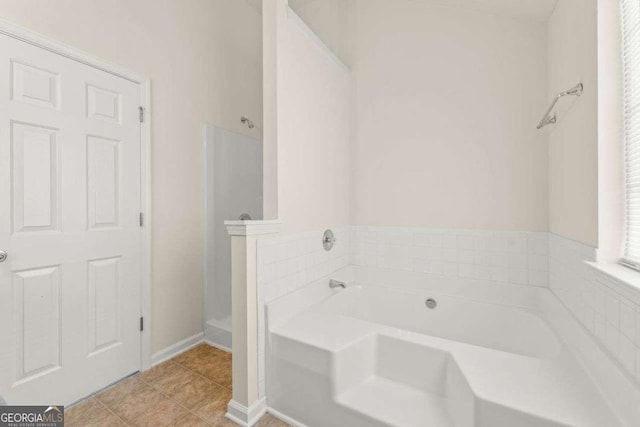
left=241, top=116, right=255, bottom=129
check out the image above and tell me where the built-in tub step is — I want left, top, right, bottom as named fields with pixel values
left=269, top=310, right=621, bottom=426
left=333, top=334, right=474, bottom=427
left=337, top=377, right=456, bottom=427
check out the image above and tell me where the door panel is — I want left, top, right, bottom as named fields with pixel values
left=87, top=135, right=121, bottom=228
left=13, top=266, right=61, bottom=384
left=87, top=256, right=121, bottom=355
left=0, top=33, right=142, bottom=405
left=11, top=122, right=59, bottom=232
left=11, top=60, right=60, bottom=110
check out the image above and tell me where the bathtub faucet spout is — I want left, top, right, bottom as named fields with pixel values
left=329, top=279, right=346, bottom=289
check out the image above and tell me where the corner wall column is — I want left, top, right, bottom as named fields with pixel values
left=224, top=220, right=282, bottom=426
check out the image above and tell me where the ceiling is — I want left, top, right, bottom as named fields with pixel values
left=244, top=0, right=559, bottom=21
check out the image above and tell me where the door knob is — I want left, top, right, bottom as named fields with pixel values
left=0, top=250, right=7, bottom=263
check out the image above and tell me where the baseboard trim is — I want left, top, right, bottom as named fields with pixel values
left=150, top=332, right=204, bottom=366
left=225, top=398, right=267, bottom=426
left=267, top=408, right=307, bottom=427
left=204, top=338, right=232, bottom=353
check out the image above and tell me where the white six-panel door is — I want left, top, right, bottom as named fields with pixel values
left=0, top=33, right=142, bottom=405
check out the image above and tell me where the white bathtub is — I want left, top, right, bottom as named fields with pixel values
left=314, top=285, right=559, bottom=358
left=266, top=273, right=628, bottom=427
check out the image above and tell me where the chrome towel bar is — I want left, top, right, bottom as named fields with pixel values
left=537, top=83, right=583, bottom=129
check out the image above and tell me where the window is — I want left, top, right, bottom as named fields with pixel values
left=621, top=0, right=640, bottom=268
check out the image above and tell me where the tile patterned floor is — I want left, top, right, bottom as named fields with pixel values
left=65, top=343, right=290, bottom=427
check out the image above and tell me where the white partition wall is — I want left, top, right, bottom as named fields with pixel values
left=204, top=124, right=262, bottom=349
left=263, top=0, right=352, bottom=232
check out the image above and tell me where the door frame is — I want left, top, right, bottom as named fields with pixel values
left=0, top=18, right=153, bottom=371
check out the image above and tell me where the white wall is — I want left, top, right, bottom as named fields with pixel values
left=0, top=0, right=263, bottom=353
left=597, top=0, right=624, bottom=261
left=548, top=0, right=599, bottom=247
left=350, top=0, right=549, bottom=232
left=264, top=0, right=352, bottom=233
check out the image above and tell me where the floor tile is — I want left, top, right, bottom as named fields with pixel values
left=215, top=351, right=231, bottom=363
left=205, top=345, right=232, bottom=361
left=151, top=364, right=200, bottom=396
left=139, top=361, right=185, bottom=385
left=70, top=344, right=288, bottom=427
left=66, top=397, right=125, bottom=426
left=108, top=384, right=167, bottom=424
left=172, top=344, right=210, bottom=367
left=196, top=358, right=232, bottom=388
left=172, top=413, right=212, bottom=426
left=254, top=413, right=277, bottom=427
left=161, top=374, right=219, bottom=409
left=190, top=386, right=231, bottom=425
left=214, top=416, right=240, bottom=426
left=95, top=375, right=146, bottom=407
left=268, top=418, right=292, bottom=427
left=179, top=351, right=219, bottom=374
left=128, top=396, right=190, bottom=427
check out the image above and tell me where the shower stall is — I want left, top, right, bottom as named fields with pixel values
left=204, top=123, right=262, bottom=350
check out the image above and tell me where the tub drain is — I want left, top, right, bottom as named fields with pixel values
left=425, top=298, right=437, bottom=309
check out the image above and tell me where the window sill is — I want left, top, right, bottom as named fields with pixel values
left=585, top=261, right=640, bottom=304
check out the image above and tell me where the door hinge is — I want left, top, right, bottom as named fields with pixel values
left=139, top=106, right=144, bottom=123
left=140, top=317, right=144, bottom=332
left=139, top=212, right=144, bottom=227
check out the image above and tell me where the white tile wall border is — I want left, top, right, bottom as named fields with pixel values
left=350, top=226, right=549, bottom=286
left=550, top=233, right=640, bottom=384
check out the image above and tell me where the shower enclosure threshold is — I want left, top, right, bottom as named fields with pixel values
left=205, top=316, right=232, bottom=351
